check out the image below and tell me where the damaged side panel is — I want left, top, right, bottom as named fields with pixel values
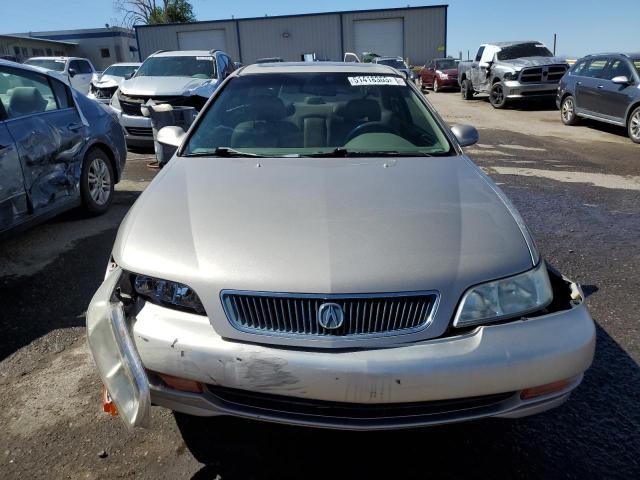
left=0, top=124, right=28, bottom=231
left=6, top=110, right=84, bottom=212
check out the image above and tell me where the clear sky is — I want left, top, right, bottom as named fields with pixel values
left=1, top=0, right=637, bottom=58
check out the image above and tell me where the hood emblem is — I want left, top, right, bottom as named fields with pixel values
left=317, top=303, right=344, bottom=330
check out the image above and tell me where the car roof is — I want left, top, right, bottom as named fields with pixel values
left=583, top=52, right=640, bottom=60
left=26, top=56, right=88, bottom=61
left=238, top=62, right=399, bottom=75
left=376, top=56, right=403, bottom=61
left=106, top=62, right=142, bottom=67
left=487, top=41, right=543, bottom=48
left=151, top=50, right=220, bottom=57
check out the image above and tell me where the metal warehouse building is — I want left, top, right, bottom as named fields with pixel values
left=135, top=5, right=448, bottom=66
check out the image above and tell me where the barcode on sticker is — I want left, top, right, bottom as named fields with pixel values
left=348, top=76, right=406, bottom=86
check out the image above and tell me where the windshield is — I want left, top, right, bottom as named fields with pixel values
left=135, top=56, right=216, bottom=78
left=103, top=65, right=138, bottom=77
left=183, top=72, right=452, bottom=157
left=377, top=59, right=407, bottom=69
left=24, top=59, right=65, bottom=71
left=435, top=59, right=458, bottom=70
left=497, top=43, right=553, bottom=61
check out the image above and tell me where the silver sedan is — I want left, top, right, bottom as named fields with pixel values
left=87, top=62, right=595, bottom=430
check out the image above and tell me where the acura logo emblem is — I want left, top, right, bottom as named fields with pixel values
left=317, top=303, right=344, bottom=329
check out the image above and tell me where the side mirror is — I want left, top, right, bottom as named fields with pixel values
left=157, top=126, right=186, bottom=148
left=68, top=68, right=77, bottom=77
left=451, top=124, right=479, bottom=147
left=611, top=75, right=631, bottom=85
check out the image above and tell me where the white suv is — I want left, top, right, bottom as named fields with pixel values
left=24, top=57, right=96, bottom=94
left=109, top=49, right=235, bottom=146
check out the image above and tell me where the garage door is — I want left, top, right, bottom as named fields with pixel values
left=354, top=18, right=403, bottom=58
left=177, top=29, right=227, bottom=51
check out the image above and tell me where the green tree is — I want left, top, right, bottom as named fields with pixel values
left=116, top=0, right=195, bottom=27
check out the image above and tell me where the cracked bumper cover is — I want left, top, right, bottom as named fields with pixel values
left=87, top=268, right=595, bottom=429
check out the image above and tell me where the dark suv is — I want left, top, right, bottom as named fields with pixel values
left=557, top=53, right=640, bottom=143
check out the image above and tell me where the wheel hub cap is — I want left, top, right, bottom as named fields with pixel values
left=88, top=158, right=111, bottom=206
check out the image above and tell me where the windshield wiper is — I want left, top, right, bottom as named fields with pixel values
left=305, top=148, right=443, bottom=158
left=183, top=147, right=263, bottom=158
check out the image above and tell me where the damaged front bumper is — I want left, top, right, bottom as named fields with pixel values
left=86, top=269, right=150, bottom=429
left=86, top=267, right=595, bottom=430
left=503, top=80, right=560, bottom=99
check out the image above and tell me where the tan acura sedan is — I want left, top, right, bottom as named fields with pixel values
left=87, top=62, right=595, bottom=430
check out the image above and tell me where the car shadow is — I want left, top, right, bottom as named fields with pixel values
left=0, top=190, right=139, bottom=360
left=176, top=323, right=639, bottom=479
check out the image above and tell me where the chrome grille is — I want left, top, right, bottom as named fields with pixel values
left=221, top=291, right=438, bottom=337
left=520, top=65, right=568, bottom=83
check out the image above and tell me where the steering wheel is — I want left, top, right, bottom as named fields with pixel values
left=343, top=122, right=398, bottom=144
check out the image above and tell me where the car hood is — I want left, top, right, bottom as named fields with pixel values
left=500, top=56, right=568, bottom=69
left=119, top=75, right=219, bottom=97
left=92, top=74, right=122, bottom=88
left=113, top=155, right=535, bottom=345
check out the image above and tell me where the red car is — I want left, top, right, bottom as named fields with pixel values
left=419, top=58, right=460, bottom=92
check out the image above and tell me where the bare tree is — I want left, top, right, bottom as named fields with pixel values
left=115, top=0, right=195, bottom=28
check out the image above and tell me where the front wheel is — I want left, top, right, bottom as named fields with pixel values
left=433, top=78, right=440, bottom=92
left=80, top=148, right=114, bottom=214
left=561, top=95, right=579, bottom=126
left=628, top=106, right=640, bottom=144
left=461, top=79, right=473, bottom=100
left=489, top=82, right=508, bottom=109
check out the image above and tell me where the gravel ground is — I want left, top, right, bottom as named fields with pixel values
left=0, top=91, right=638, bottom=479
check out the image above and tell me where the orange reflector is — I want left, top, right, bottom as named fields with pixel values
left=158, top=373, right=203, bottom=393
left=102, top=385, right=118, bottom=417
left=520, top=376, right=579, bottom=400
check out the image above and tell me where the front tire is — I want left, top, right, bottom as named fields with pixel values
left=433, top=78, right=440, bottom=92
left=628, top=106, right=640, bottom=144
left=489, top=82, right=508, bottom=109
left=461, top=79, right=473, bottom=100
left=80, top=148, right=114, bottom=215
left=561, top=95, right=579, bottom=126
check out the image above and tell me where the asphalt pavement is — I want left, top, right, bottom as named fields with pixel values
left=0, top=91, right=638, bottom=479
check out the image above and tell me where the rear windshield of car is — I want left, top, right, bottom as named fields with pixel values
left=183, top=72, right=453, bottom=157
left=135, top=56, right=216, bottom=79
left=496, top=43, right=553, bottom=61
left=24, top=58, right=65, bottom=71
left=436, top=59, right=458, bottom=70
left=377, top=59, right=407, bottom=69
left=102, top=65, right=138, bottom=77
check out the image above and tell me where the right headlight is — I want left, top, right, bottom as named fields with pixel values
left=110, top=89, right=122, bottom=111
left=503, top=71, right=518, bottom=81
left=454, top=263, right=553, bottom=328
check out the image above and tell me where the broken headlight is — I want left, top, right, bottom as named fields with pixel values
left=110, top=90, right=122, bottom=111
left=132, top=274, right=206, bottom=315
left=503, top=72, right=518, bottom=81
left=453, top=262, right=553, bottom=328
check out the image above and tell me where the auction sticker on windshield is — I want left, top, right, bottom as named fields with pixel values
left=348, top=76, right=406, bottom=86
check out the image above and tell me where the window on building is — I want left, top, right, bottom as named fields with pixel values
left=46, top=48, right=53, bottom=56
left=21, top=47, right=28, bottom=57
left=32, top=48, right=45, bottom=56
left=54, top=50, right=64, bottom=56
left=101, top=48, right=111, bottom=58
left=13, top=46, right=20, bottom=56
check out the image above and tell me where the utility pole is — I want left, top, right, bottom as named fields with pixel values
left=553, top=34, right=557, bottom=56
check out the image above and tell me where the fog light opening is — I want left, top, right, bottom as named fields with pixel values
left=520, top=375, right=579, bottom=400
left=156, top=372, right=203, bottom=393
